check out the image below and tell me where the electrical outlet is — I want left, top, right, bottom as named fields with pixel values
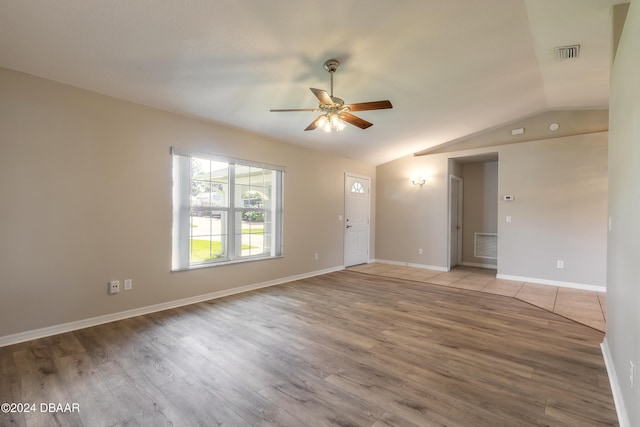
left=109, top=280, right=120, bottom=294
left=556, top=260, right=564, bottom=269
left=418, top=248, right=423, bottom=255
left=630, top=361, right=635, bottom=389
left=314, top=253, right=319, bottom=260
left=124, top=279, right=132, bottom=290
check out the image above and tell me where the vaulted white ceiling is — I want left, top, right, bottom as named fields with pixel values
left=0, top=0, right=619, bottom=165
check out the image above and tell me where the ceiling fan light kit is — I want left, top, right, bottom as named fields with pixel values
left=270, top=59, right=393, bottom=132
left=316, top=113, right=346, bottom=132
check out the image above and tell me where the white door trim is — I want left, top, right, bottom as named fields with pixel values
left=448, top=175, right=463, bottom=270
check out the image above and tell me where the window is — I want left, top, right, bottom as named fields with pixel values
left=171, top=148, right=284, bottom=270
left=351, top=181, right=365, bottom=194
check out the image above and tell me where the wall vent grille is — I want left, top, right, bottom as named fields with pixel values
left=556, top=45, right=580, bottom=60
left=474, top=233, right=497, bottom=259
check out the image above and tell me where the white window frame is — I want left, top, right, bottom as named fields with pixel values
left=171, top=147, right=284, bottom=271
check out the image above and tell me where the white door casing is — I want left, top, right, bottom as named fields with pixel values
left=449, top=175, right=463, bottom=269
left=344, top=174, right=370, bottom=267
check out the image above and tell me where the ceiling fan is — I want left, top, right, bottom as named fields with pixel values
left=270, top=59, right=393, bottom=132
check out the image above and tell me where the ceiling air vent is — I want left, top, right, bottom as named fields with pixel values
left=555, top=45, right=580, bottom=60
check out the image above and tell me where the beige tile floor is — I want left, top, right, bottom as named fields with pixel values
left=348, top=263, right=606, bottom=332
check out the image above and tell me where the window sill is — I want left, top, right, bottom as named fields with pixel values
left=171, top=255, right=284, bottom=273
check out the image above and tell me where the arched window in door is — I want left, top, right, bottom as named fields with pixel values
left=351, top=181, right=365, bottom=194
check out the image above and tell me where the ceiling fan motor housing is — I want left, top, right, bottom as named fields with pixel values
left=328, top=97, right=345, bottom=108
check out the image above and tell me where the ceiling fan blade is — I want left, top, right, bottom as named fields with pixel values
left=304, top=115, right=324, bottom=131
left=270, top=108, right=317, bottom=112
left=310, top=88, right=334, bottom=106
left=342, top=112, right=373, bottom=129
left=346, top=100, right=393, bottom=111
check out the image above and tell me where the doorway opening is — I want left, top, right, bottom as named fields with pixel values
left=448, top=153, right=499, bottom=271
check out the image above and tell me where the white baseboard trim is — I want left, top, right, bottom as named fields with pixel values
left=373, top=259, right=447, bottom=272
left=496, top=273, right=606, bottom=292
left=0, top=266, right=344, bottom=348
left=601, top=338, right=630, bottom=427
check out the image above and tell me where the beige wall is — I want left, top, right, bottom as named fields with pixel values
left=498, top=133, right=608, bottom=286
left=376, top=153, right=449, bottom=268
left=0, top=68, right=375, bottom=338
left=607, top=0, right=639, bottom=424
left=376, top=132, right=608, bottom=289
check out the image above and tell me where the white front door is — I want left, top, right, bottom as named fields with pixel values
left=344, top=174, right=370, bottom=267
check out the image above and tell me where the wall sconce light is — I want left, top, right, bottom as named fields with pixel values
left=411, top=177, right=427, bottom=187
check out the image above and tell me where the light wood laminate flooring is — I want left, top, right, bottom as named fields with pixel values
left=0, top=271, right=617, bottom=426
